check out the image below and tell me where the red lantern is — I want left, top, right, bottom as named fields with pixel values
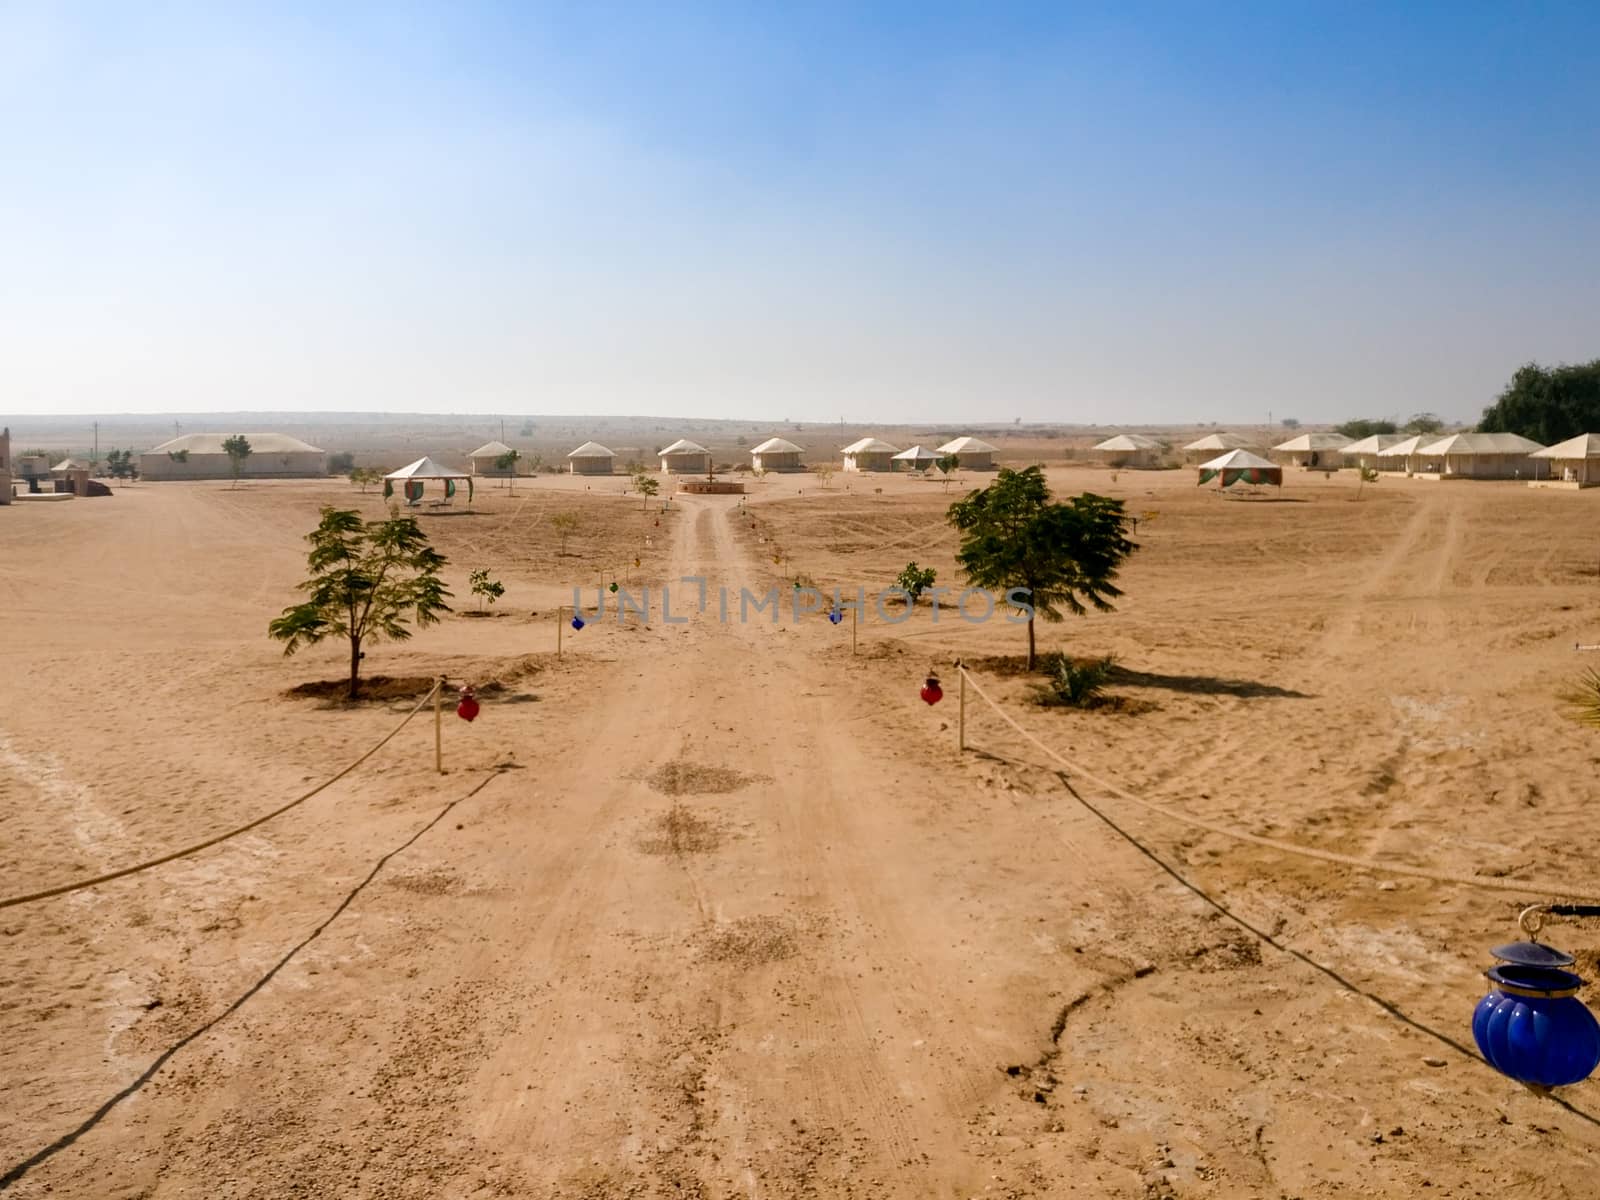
left=920, top=675, right=943, bottom=705
left=456, top=686, right=480, bottom=722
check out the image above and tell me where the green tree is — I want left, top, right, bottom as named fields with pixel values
left=551, top=510, right=580, bottom=556
left=328, top=451, right=356, bottom=472
left=1281, top=417, right=1301, bottom=428
left=635, top=473, right=660, bottom=510
left=1336, top=418, right=1397, bottom=439
left=1404, top=412, right=1446, bottom=434
left=221, top=435, right=252, bottom=487
left=103, top=448, right=137, bottom=479
left=495, top=449, right=521, bottom=492
left=894, top=561, right=936, bottom=605
left=947, top=466, right=1138, bottom=669
left=469, top=567, right=505, bottom=612
left=350, top=466, right=382, bottom=493
left=268, top=506, right=452, bottom=699
left=1479, top=361, right=1600, bottom=443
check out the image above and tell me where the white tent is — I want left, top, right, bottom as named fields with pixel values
left=384, top=456, right=472, bottom=503
left=1271, top=432, right=1352, bottom=469
left=567, top=441, right=615, bottom=475
left=50, top=457, right=91, bottom=474
left=1411, top=432, right=1544, bottom=480
left=1092, top=434, right=1163, bottom=468
left=1340, top=434, right=1410, bottom=470
left=892, top=445, right=939, bottom=471
left=467, top=440, right=517, bottom=476
left=1374, top=434, right=1431, bottom=474
left=935, top=436, right=998, bottom=469
left=1530, top=433, right=1600, bottom=488
left=1181, top=432, right=1257, bottom=463
left=842, top=437, right=900, bottom=472
left=140, top=432, right=328, bottom=480
left=750, top=437, right=804, bottom=471
left=1198, top=449, right=1278, bottom=471
left=659, top=438, right=712, bottom=474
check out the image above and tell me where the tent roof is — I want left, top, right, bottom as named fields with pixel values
left=1198, top=449, right=1278, bottom=470
left=751, top=437, right=803, bottom=454
left=1416, top=432, right=1544, bottom=456
left=1273, top=432, right=1353, bottom=453
left=384, top=456, right=469, bottom=480
left=468, top=440, right=514, bottom=458
left=50, top=457, right=90, bottom=472
left=1375, top=434, right=1430, bottom=457
left=147, top=432, right=324, bottom=455
left=892, top=444, right=939, bottom=460
left=1093, top=434, right=1163, bottom=452
left=567, top=441, right=614, bottom=457
left=1531, top=433, right=1600, bottom=459
left=1340, top=434, right=1410, bottom=454
left=659, top=438, right=709, bottom=455
left=936, top=436, right=998, bottom=454
left=1182, top=432, right=1256, bottom=452
left=842, top=437, right=899, bottom=454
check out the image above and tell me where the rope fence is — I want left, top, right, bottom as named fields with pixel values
left=0, top=680, right=445, bottom=912
left=955, top=664, right=1600, bottom=902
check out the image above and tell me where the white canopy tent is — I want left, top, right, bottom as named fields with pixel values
left=1181, top=432, right=1258, bottom=463
left=467, top=440, right=517, bottom=476
left=1092, top=433, right=1164, bottom=468
left=567, top=441, right=616, bottom=475
left=1374, top=434, right=1431, bottom=474
left=384, top=456, right=473, bottom=504
left=1530, top=434, right=1600, bottom=488
left=935, top=436, right=998, bottom=469
left=1271, top=432, right=1352, bottom=469
left=842, top=437, right=900, bottom=471
left=750, top=437, right=804, bottom=471
left=1196, top=449, right=1282, bottom=491
left=1411, top=432, right=1545, bottom=480
left=1340, top=434, right=1410, bottom=470
left=892, top=445, right=940, bottom=471
left=659, top=438, right=712, bottom=474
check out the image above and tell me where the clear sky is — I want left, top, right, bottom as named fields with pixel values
left=3, top=2, right=1597, bottom=425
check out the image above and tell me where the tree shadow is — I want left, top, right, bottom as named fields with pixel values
left=0, top=771, right=502, bottom=1192
left=1111, top=665, right=1312, bottom=699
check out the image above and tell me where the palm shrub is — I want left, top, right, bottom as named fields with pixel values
left=1035, top=651, right=1117, bottom=708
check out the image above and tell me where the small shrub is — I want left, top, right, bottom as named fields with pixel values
left=1560, top=669, right=1600, bottom=729
left=328, top=451, right=356, bottom=472
left=469, top=567, right=505, bottom=611
left=1034, top=652, right=1117, bottom=708
left=894, top=561, right=936, bottom=604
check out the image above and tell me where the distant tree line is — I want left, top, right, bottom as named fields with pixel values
left=1478, top=359, right=1600, bottom=443
left=1335, top=414, right=1445, bottom=439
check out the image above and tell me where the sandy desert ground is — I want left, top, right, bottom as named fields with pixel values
left=4, top=464, right=1600, bottom=1198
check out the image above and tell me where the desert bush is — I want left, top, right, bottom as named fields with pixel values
left=894, top=561, right=936, bottom=603
left=1560, top=668, right=1600, bottom=728
left=1034, top=652, right=1117, bottom=708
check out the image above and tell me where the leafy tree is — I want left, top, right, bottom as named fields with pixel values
left=635, top=473, right=660, bottom=509
left=1280, top=417, right=1301, bottom=428
left=1355, top=465, right=1379, bottom=499
left=221, top=435, right=252, bottom=487
left=894, top=561, right=936, bottom=605
left=328, top=451, right=355, bottom=472
left=936, top=453, right=960, bottom=490
left=551, top=510, right=580, bottom=556
left=268, top=506, right=452, bottom=699
left=103, top=448, right=137, bottom=479
left=350, top=466, right=383, bottom=493
left=1336, top=418, right=1397, bottom=439
left=469, top=567, right=505, bottom=611
left=168, top=448, right=190, bottom=463
left=1479, top=361, right=1600, bottom=443
left=495, top=449, right=521, bottom=492
left=813, top=463, right=836, bottom=489
left=947, top=466, right=1138, bottom=669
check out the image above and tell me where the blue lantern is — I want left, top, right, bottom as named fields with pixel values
left=828, top=608, right=843, bottom=625
left=1473, top=938, right=1600, bottom=1088
left=570, top=615, right=585, bottom=631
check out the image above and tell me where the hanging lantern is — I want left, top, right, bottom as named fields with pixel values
left=828, top=609, right=843, bottom=625
left=571, top=614, right=585, bottom=631
left=1473, top=929, right=1600, bottom=1088
left=920, top=674, right=943, bottom=705
left=456, top=685, right=480, bottom=723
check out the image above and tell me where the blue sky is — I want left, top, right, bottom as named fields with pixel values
left=3, top=2, right=1597, bottom=424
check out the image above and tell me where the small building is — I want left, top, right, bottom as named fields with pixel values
left=1092, top=434, right=1164, bottom=469
left=0, top=426, right=11, bottom=504
left=1410, top=432, right=1545, bottom=480
left=935, top=436, right=998, bottom=470
left=659, top=438, right=712, bottom=474
left=140, top=433, right=327, bottom=480
left=468, top=440, right=518, bottom=477
left=841, top=437, right=900, bottom=472
left=1181, top=432, right=1258, bottom=464
left=1271, top=432, right=1352, bottom=470
left=750, top=437, right=804, bottom=472
left=567, top=441, right=615, bottom=475
left=1529, top=434, right=1600, bottom=489
left=1340, top=434, right=1410, bottom=471
left=892, top=445, right=939, bottom=472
